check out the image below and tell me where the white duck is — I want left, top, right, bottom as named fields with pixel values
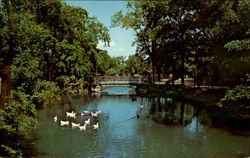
left=84, top=118, right=90, bottom=125
left=66, top=111, right=76, bottom=118
left=71, top=122, right=80, bottom=128
left=66, top=111, right=71, bottom=117
left=93, top=122, right=99, bottom=130
left=84, top=110, right=89, bottom=114
left=79, top=123, right=87, bottom=131
left=95, top=110, right=102, bottom=115
left=60, top=120, right=69, bottom=126
left=80, top=111, right=89, bottom=116
left=138, top=105, right=144, bottom=109
left=91, top=111, right=100, bottom=118
left=71, top=113, right=76, bottom=118
left=53, top=115, right=58, bottom=122
left=91, top=112, right=97, bottom=117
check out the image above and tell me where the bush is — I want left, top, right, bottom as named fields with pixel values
left=32, top=80, right=61, bottom=108
left=0, top=90, right=37, bottom=157
left=221, top=85, right=250, bottom=102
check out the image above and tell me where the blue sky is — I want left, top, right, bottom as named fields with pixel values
left=64, top=1, right=136, bottom=58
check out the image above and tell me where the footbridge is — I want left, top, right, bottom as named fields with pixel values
left=93, top=76, right=149, bottom=86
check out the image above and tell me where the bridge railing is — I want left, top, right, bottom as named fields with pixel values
left=93, top=76, right=149, bottom=85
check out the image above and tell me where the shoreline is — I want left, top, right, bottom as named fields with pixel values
left=135, top=84, right=250, bottom=136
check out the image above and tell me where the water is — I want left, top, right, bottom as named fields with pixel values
left=32, top=86, right=250, bottom=158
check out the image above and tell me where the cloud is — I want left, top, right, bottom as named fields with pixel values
left=110, top=41, right=116, bottom=46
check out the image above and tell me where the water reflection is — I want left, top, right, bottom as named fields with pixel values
left=32, top=87, right=250, bottom=158
left=101, top=86, right=135, bottom=95
left=140, top=96, right=250, bottom=136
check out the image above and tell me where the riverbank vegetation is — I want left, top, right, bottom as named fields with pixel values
left=0, top=0, right=113, bottom=156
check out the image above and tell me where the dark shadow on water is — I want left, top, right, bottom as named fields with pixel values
left=141, top=97, right=250, bottom=136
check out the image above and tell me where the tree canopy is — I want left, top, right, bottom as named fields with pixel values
left=112, top=0, right=250, bottom=87
left=0, top=0, right=112, bottom=156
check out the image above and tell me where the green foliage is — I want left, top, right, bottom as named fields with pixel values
left=224, top=39, right=250, bottom=52
left=106, top=56, right=126, bottom=76
left=124, top=54, right=151, bottom=75
left=11, top=53, right=43, bottom=89
left=1, top=144, right=22, bottom=158
left=206, top=0, right=250, bottom=86
left=56, top=75, right=87, bottom=94
left=0, top=0, right=249, bottom=155
left=0, top=90, right=37, bottom=132
left=0, top=0, right=111, bottom=156
left=112, top=0, right=250, bottom=86
left=221, top=85, right=250, bottom=102
left=0, top=90, right=37, bottom=157
left=112, top=1, right=211, bottom=82
left=32, top=80, right=61, bottom=107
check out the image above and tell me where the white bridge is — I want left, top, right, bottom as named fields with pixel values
left=93, top=76, right=149, bottom=86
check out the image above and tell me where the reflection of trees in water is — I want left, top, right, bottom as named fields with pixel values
left=142, top=97, right=249, bottom=134
left=60, top=94, right=99, bottom=113
left=199, top=107, right=250, bottom=132
left=145, top=97, right=197, bottom=127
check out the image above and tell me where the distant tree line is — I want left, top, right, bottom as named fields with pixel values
left=104, top=54, right=151, bottom=76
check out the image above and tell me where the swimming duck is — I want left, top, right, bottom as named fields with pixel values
left=84, top=118, right=90, bottom=125
left=91, top=112, right=97, bottom=117
left=54, top=115, right=58, bottom=122
left=79, top=123, right=87, bottom=131
left=66, top=111, right=76, bottom=118
left=60, top=120, right=69, bottom=126
left=71, top=122, right=80, bottom=128
left=93, top=122, right=99, bottom=130
left=138, top=105, right=144, bottom=109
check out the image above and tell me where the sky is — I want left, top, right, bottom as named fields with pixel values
left=63, top=1, right=136, bottom=58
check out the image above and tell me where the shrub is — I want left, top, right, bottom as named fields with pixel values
left=221, top=85, right=250, bottom=102
left=0, top=90, right=37, bottom=157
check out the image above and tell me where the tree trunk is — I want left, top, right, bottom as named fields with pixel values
left=4, top=0, right=15, bottom=66
left=0, top=66, right=11, bottom=107
left=157, top=67, right=161, bottom=82
left=181, top=57, right=185, bottom=86
left=172, top=74, right=175, bottom=85
left=151, top=40, right=157, bottom=83
left=48, top=65, right=53, bottom=81
left=152, top=62, right=156, bottom=82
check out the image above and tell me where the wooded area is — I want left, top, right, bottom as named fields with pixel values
left=112, top=0, right=250, bottom=87
left=0, top=0, right=249, bottom=156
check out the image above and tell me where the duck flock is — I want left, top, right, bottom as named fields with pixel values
left=53, top=110, right=101, bottom=131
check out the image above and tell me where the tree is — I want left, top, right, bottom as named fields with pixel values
left=204, top=0, right=250, bottom=86
left=106, top=56, right=126, bottom=76
left=0, top=0, right=111, bottom=156
left=112, top=1, right=171, bottom=81
left=125, top=54, right=151, bottom=76
left=112, top=1, right=209, bottom=84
